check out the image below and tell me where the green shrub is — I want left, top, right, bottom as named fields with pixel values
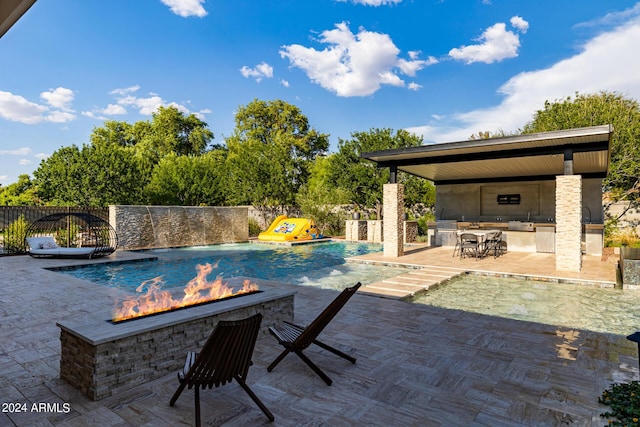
left=600, top=381, right=640, bottom=426
left=416, top=213, right=434, bottom=236
left=248, top=217, right=262, bottom=237
left=4, top=215, right=30, bottom=254
left=606, top=227, right=640, bottom=248
left=54, top=223, right=81, bottom=247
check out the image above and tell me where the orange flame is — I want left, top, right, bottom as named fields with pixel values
left=112, top=263, right=259, bottom=322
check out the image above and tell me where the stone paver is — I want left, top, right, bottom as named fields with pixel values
left=0, top=249, right=635, bottom=426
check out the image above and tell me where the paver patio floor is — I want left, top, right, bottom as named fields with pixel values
left=0, top=249, right=637, bottom=426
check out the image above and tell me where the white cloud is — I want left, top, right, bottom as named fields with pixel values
left=575, top=2, right=640, bottom=29
left=110, top=85, right=140, bottom=96
left=46, top=111, right=76, bottom=123
left=448, top=16, right=529, bottom=64
left=19, top=159, right=31, bottom=165
left=240, top=62, right=274, bottom=82
left=102, top=104, right=127, bottom=115
left=407, top=14, right=640, bottom=143
left=85, top=86, right=209, bottom=120
left=336, top=0, right=402, bottom=5
left=398, top=55, right=438, bottom=76
left=160, top=0, right=207, bottom=17
left=40, top=87, right=75, bottom=111
left=408, top=82, right=422, bottom=91
left=0, top=147, right=31, bottom=156
left=281, top=79, right=290, bottom=87
left=280, top=22, right=434, bottom=97
left=510, top=16, right=529, bottom=33
left=0, top=90, right=76, bottom=124
left=0, top=91, right=47, bottom=124
left=119, top=94, right=165, bottom=115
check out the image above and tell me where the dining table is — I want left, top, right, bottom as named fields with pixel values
left=455, top=229, right=501, bottom=259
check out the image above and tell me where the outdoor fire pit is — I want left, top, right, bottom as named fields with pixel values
left=57, top=278, right=294, bottom=400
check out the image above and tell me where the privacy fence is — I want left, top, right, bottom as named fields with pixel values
left=0, top=206, right=108, bottom=255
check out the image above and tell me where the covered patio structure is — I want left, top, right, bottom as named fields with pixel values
left=0, top=0, right=36, bottom=38
left=361, top=125, right=613, bottom=272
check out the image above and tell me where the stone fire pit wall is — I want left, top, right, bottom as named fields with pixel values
left=57, top=282, right=294, bottom=401
left=109, top=205, right=248, bottom=250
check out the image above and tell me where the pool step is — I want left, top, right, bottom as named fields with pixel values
left=361, top=267, right=466, bottom=300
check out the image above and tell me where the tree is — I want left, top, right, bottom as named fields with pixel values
left=225, top=99, right=329, bottom=219
left=296, top=155, right=350, bottom=236
left=90, top=120, right=137, bottom=147
left=469, top=129, right=510, bottom=140
left=329, top=128, right=434, bottom=217
left=33, top=145, right=84, bottom=206
left=522, top=91, right=640, bottom=216
left=0, top=174, right=41, bottom=206
left=33, top=143, right=143, bottom=206
left=145, top=150, right=228, bottom=206
left=33, top=106, right=216, bottom=206
left=138, top=106, right=214, bottom=159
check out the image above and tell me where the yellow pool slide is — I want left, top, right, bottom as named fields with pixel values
left=258, top=215, right=321, bottom=242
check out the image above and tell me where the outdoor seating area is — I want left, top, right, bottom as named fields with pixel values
left=24, top=212, right=118, bottom=259
left=456, top=229, right=505, bottom=260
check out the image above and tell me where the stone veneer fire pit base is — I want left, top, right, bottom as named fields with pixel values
left=57, top=278, right=295, bottom=401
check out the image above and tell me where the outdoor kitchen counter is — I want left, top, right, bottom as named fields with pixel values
left=428, top=221, right=554, bottom=252
left=429, top=221, right=556, bottom=231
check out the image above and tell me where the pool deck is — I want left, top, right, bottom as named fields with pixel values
left=0, top=249, right=637, bottom=426
left=348, top=244, right=620, bottom=299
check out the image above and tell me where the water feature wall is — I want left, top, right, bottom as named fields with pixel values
left=109, top=205, right=248, bottom=250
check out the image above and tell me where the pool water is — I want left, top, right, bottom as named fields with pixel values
left=58, top=242, right=407, bottom=292
left=412, top=274, right=640, bottom=336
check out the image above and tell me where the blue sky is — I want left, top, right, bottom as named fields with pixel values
left=2, top=0, right=640, bottom=185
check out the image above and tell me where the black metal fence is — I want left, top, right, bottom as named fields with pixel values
left=0, top=206, right=109, bottom=256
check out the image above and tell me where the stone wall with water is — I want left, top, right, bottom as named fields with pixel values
left=109, top=205, right=248, bottom=250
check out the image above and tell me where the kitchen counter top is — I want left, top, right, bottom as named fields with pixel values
left=429, top=221, right=557, bottom=230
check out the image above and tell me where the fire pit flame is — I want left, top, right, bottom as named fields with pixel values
left=112, top=263, right=259, bottom=322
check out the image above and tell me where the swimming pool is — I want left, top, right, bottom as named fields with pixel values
left=57, top=242, right=407, bottom=292
left=412, top=274, right=640, bottom=336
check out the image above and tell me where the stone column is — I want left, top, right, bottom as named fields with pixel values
left=555, top=175, right=582, bottom=271
left=383, top=183, right=404, bottom=257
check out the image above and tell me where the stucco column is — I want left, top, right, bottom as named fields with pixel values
left=555, top=175, right=582, bottom=271
left=383, top=183, right=404, bottom=257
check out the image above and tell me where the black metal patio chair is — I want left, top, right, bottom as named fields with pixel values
left=483, top=231, right=505, bottom=258
left=460, top=233, right=481, bottom=260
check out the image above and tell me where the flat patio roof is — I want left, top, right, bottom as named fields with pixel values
left=0, top=0, right=36, bottom=38
left=362, top=125, right=613, bottom=185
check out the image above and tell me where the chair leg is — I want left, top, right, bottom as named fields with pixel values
left=194, top=386, right=201, bottom=427
left=295, top=350, right=333, bottom=385
left=169, top=380, right=186, bottom=406
left=267, top=347, right=292, bottom=372
left=235, top=376, right=275, bottom=422
left=313, top=339, right=356, bottom=364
